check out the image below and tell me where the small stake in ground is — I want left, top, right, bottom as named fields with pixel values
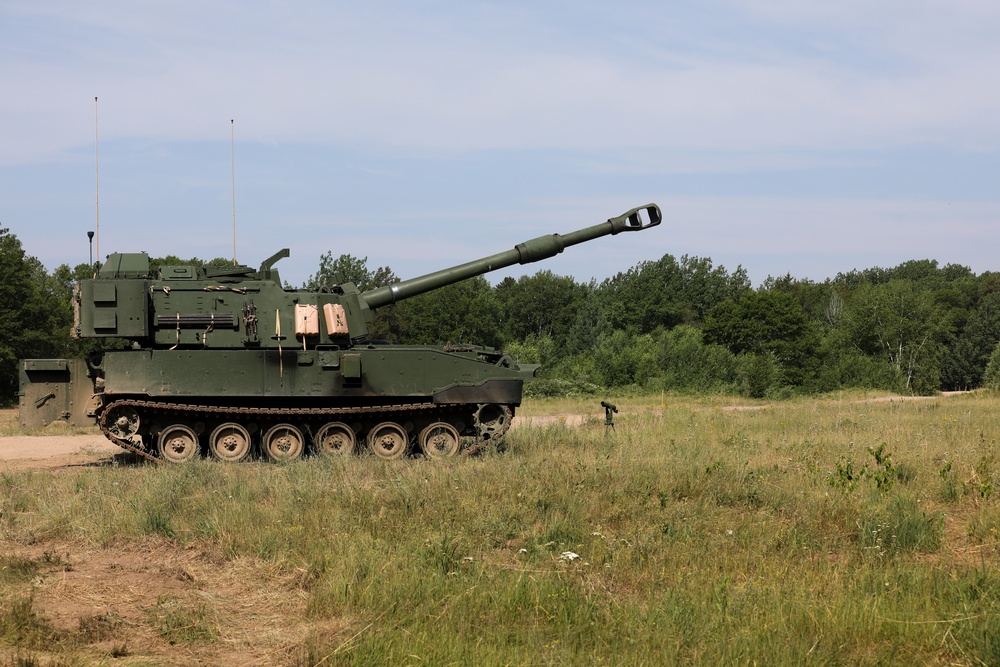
left=601, top=401, right=618, bottom=435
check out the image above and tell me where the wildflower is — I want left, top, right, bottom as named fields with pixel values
left=559, top=551, right=580, bottom=562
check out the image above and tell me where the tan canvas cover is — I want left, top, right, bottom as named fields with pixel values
left=324, top=303, right=349, bottom=337
left=295, top=304, right=320, bottom=337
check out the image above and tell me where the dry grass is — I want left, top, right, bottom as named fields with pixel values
left=0, top=409, right=98, bottom=438
left=0, top=392, right=998, bottom=664
left=0, top=411, right=16, bottom=434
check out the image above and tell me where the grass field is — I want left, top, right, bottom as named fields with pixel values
left=0, top=391, right=998, bottom=665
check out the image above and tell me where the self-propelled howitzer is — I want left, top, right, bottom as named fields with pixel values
left=18, top=204, right=660, bottom=462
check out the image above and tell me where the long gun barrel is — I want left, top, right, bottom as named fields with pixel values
left=361, top=203, right=661, bottom=310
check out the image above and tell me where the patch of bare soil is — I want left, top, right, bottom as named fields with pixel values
left=718, top=390, right=972, bottom=412
left=3, top=538, right=348, bottom=665
left=0, top=435, right=122, bottom=471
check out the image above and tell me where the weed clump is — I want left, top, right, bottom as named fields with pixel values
left=0, top=597, right=58, bottom=650
left=146, top=595, right=218, bottom=644
left=857, top=495, right=943, bottom=557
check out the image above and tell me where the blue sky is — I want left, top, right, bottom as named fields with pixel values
left=2, top=1, right=998, bottom=287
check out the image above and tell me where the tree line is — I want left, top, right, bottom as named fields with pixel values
left=305, top=249, right=1000, bottom=398
left=4, top=225, right=1000, bottom=405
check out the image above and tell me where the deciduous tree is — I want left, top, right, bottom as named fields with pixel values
left=0, top=228, right=73, bottom=402
left=702, top=290, right=818, bottom=386
left=838, top=280, right=947, bottom=393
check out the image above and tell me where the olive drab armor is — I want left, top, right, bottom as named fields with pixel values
left=19, top=204, right=661, bottom=462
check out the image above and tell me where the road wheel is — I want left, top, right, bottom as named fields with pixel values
left=419, top=422, right=460, bottom=458
left=158, top=424, right=199, bottom=463
left=209, top=422, right=252, bottom=462
left=314, top=421, right=356, bottom=456
left=368, top=422, right=409, bottom=459
left=262, top=423, right=305, bottom=461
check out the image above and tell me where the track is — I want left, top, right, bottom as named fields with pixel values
left=98, top=399, right=513, bottom=462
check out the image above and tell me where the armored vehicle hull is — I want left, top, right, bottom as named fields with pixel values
left=19, top=204, right=661, bottom=462
left=93, top=344, right=526, bottom=462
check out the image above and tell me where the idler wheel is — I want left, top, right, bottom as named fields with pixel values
left=314, top=421, right=356, bottom=456
left=209, top=422, right=253, bottom=463
left=419, top=422, right=461, bottom=458
left=368, top=422, right=409, bottom=460
left=158, top=425, right=200, bottom=463
left=262, top=423, right=305, bottom=461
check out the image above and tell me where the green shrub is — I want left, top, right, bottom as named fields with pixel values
left=984, top=340, right=1000, bottom=390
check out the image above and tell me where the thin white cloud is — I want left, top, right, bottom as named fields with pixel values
left=666, top=195, right=1000, bottom=282
left=2, top=0, right=999, bottom=164
left=268, top=195, right=1000, bottom=287
left=2, top=0, right=998, bottom=289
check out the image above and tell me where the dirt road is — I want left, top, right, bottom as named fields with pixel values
left=0, top=391, right=969, bottom=471
left=0, top=433, right=121, bottom=470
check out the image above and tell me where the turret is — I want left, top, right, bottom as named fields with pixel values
left=75, top=204, right=660, bottom=349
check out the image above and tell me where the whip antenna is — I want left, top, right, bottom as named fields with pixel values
left=95, top=96, right=100, bottom=263
left=231, top=119, right=237, bottom=265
